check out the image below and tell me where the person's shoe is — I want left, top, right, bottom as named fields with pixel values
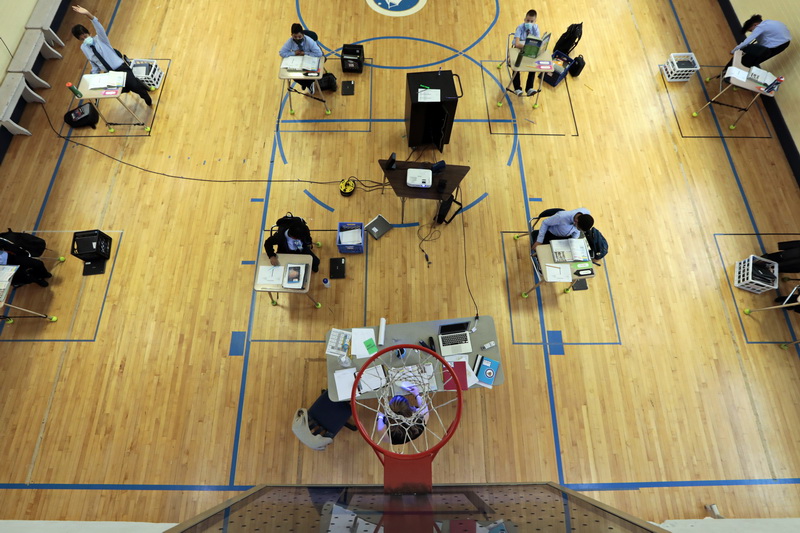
left=527, top=88, right=536, bottom=96
left=35, top=279, right=49, bottom=287
left=312, top=265, right=319, bottom=273
left=514, top=89, right=523, bottom=96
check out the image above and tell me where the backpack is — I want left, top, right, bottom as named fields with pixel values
left=272, top=213, right=312, bottom=244
left=554, top=23, right=583, bottom=56
left=319, top=72, right=337, bottom=92
left=0, top=229, right=46, bottom=258
left=585, top=227, right=608, bottom=261
left=569, top=55, right=585, bottom=77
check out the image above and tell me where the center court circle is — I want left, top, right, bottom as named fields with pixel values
left=366, top=0, right=427, bottom=17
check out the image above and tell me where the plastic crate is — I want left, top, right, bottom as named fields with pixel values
left=131, top=59, right=164, bottom=89
left=337, top=222, right=364, bottom=253
left=734, top=255, right=778, bottom=294
left=662, top=53, right=699, bottom=82
left=543, top=51, right=574, bottom=87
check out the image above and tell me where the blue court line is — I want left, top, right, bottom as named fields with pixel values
left=303, top=189, right=334, bottom=211
left=241, top=260, right=255, bottom=265
left=547, top=330, right=564, bottom=356
left=529, top=197, right=541, bottom=202
left=541, top=292, right=565, bottom=485
left=251, top=198, right=264, bottom=202
left=0, top=483, right=252, bottom=491
left=248, top=339, right=326, bottom=343
left=392, top=222, right=419, bottom=228
left=229, top=134, right=281, bottom=485
left=459, top=193, right=488, bottom=214
left=567, top=478, right=800, bottom=492
left=666, top=0, right=764, bottom=254
left=229, top=332, right=245, bottom=356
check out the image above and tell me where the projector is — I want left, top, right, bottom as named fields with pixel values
left=406, top=168, right=432, bottom=188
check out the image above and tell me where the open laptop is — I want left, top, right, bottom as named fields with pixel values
left=438, top=321, right=473, bottom=357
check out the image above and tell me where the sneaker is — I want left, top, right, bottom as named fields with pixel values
left=35, top=279, right=49, bottom=287
left=308, top=84, right=316, bottom=95
left=514, top=89, right=523, bottom=96
left=526, top=88, right=536, bottom=96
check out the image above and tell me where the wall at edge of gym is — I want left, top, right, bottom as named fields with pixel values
left=0, top=0, right=37, bottom=76
left=729, top=1, right=800, bottom=166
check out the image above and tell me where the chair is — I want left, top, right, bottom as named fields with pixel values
left=514, top=207, right=564, bottom=242
left=302, top=29, right=319, bottom=43
left=293, top=389, right=356, bottom=451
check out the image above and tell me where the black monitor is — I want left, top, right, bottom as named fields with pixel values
left=386, top=152, right=396, bottom=170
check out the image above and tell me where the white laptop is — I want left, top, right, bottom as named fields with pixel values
left=437, top=321, right=473, bottom=357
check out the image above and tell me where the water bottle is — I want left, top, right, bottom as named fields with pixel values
left=322, top=277, right=331, bottom=288
left=514, top=50, right=524, bottom=67
left=66, top=82, right=82, bottom=98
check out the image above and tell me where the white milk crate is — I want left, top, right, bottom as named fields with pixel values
left=734, top=255, right=778, bottom=294
left=662, top=53, right=700, bottom=82
left=131, top=59, right=164, bottom=89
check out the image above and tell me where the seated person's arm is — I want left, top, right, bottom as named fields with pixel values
left=306, top=38, right=323, bottom=57
left=279, top=39, right=294, bottom=58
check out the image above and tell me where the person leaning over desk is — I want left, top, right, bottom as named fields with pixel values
left=531, top=208, right=594, bottom=250
left=512, top=9, right=540, bottom=96
left=732, top=14, right=791, bottom=68
left=263, top=218, right=321, bottom=273
left=71, top=5, right=152, bottom=106
left=279, top=23, right=323, bottom=94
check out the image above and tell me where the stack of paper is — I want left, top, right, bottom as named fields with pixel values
left=256, top=265, right=283, bottom=285
left=351, top=328, right=377, bottom=359
left=338, top=229, right=363, bottom=245
left=333, top=368, right=356, bottom=400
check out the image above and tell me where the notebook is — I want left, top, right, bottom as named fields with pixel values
left=280, top=55, right=320, bottom=72
left=438, top=321, right=473, bottom=357
left=365, top=214, right=393, bottom=240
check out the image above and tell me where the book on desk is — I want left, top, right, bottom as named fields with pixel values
left=280, top=55, right=321, bottom=72
left=550, top=238, right=590, bottom=263
left=282, top=264, right=305, bottom=289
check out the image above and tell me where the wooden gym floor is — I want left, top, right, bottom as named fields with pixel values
left=1, top=0, right=799, bottom=524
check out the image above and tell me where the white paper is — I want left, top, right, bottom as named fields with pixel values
left=545, top=263, right=572, bottom=282
left=725, top=66, right=748, bottom=83
left=339, top=228, right=362, bottom=245
left=85, top=71, right=126, bottom=89
left=358, top=366, right=387, bottom=393
left=256, top=265, right=283, bottom=285
left=417, top=88, right=441, bottom=102
left=351, top=328, right=376, bottom=359
left=0, top=265, right=15, bottom=283
left=334, top=368, right=356, bottom=400
left=389, top=363, right=438, bottom=392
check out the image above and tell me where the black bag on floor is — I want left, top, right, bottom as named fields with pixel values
left=0, top=229, right=46, bottom=257
left=319, top=72, right=337, bottom=92
left=64, top=102, right=99, bottom=129
left=585, top=227, right=608, bottom=260
left=554, top=22, right=583, bottom=56
left=570, top=55, right=586, bottom=77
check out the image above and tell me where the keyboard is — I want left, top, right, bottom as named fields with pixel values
left=440, top=332, right=468, bottom=346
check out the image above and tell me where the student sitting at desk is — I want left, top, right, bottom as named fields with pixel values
left=71, top=5, right=153, bottom=106
left=731, top=14, right=791, bottom=68
left=264, top=217, right=321, bottom=272
left=377, top=384, right=429, bottom=445
left=512, top=9, right=540, bottom=97
left=532, top=208, right=593, bottom=250
left=279, top=23, right=323, bottom=94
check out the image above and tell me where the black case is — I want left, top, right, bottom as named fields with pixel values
left=341, top=44, right=364, bottom=73
left=64, top=102, right=99, bottom=129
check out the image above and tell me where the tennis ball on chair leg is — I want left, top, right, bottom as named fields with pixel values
left=743, top=308, right=751, bottom=314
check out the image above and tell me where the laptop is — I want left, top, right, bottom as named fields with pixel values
left=365, top=214, right=393, bottom=240
left=438, top=321, right=473, bottom=357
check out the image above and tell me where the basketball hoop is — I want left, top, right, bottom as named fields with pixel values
left=351, top=344, right=463, bottom=494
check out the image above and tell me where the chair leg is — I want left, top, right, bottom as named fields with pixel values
left=343, top=421, right=357, bottom=431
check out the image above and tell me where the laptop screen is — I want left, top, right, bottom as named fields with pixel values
left=439, top=321, right=470, bottom=335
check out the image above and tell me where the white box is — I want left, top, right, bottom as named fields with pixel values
left=131, top=59, right=164, bottom=89
left=662, top=53, right=700, bottom=82
left=734, top=255, right=778, bottom=294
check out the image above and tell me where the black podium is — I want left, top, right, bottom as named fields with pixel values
left=405, top=71, right=460, bottom=152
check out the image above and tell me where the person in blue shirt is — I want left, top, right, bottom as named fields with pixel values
left=512, top=10, right=540, bottom=96
left=731, top=15, right=791, bottom=68
left=532, top=208, right=593, bottom=250
left=71, top=5, right=152, bottom=106
left=279, top=23, right=323, bottom=94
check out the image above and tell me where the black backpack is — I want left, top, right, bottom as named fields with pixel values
left=0, top=229, right=46, bottom=257
left=569, top=55, right=585, bottom=77
left=554, top=23, right=583, bottom=56
left=585, top=227, right=608, bottom=261
left=272, top=213, right=312, bottom=244
left=319, top=72, right=337, bottom=92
